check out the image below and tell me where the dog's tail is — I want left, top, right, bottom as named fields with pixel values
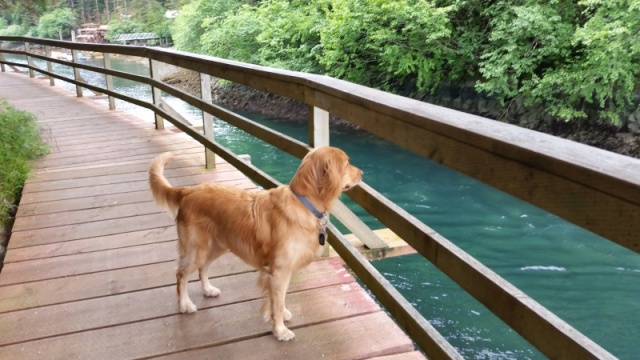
left=149, top=152, right=183, bottom=218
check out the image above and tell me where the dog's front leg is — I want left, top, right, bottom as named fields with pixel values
left=268, top=269, right=294, bottom=341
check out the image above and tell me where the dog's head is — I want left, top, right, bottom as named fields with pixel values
left=290, top=146, right=363, bottom=210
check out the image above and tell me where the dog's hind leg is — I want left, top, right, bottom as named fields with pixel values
left=176, top=224, right=200, bottom=313
left=199, top=245, right=226, bottom=298
left=176, top=259, right=198, bottom=313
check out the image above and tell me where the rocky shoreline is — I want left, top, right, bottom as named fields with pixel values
left=162, top=69, right=640, bottom=159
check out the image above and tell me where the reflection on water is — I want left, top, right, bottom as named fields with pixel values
left=11, top=54, right=639, bottom=359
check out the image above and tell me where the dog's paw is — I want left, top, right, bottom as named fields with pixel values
left=283, top=308, right=292, bottom=322
left=203, top=285, right=221, bottom=298
left=274, top=326, right=295, bottom=341
left=179, top=300, right=197, bottom=314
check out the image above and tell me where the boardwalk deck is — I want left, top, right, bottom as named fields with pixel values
left=0, top=72, right=424, bottom=359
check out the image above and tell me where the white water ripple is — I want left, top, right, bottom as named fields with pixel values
left=519, top=265, right=567, bottom=272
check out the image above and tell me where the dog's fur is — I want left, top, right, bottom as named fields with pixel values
left=149, top=146, right=362, bottom=341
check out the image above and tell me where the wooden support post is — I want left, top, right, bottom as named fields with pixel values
left=331, top=201, right=388, bottom=250
left=309, top=105, right=329, bottom=148
left=149, top=59, right=164, bottom=129
left=0, top=53, right=6, bottom=72
left=200, top=72, right=215, bottom=169
left=71, top=49, right=83, bottom=97
left=308, top=106, right=388, bottom=252
left=103, top=53, right=116, bottom=110
left=25, top=42, right=34, bottom=78
left=44, top=46, right=55, bottom=86
left=309, top=106, right=331, bottom=256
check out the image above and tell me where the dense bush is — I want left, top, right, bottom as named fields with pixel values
left=0, top=99, right=48, bottom=229
left=320, top=0, right=453, bottom=92
left=36, top=8, right=77, bottom=39
left=104, top=19, right=146, bottom=42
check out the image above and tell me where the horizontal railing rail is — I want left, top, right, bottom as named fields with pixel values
left=3, top=36, right=636, bottom=359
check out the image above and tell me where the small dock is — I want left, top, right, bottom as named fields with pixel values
left=0, top=72, right=424, bottom=359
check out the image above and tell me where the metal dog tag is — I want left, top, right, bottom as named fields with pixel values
left=319, top=230, right=326, bottom=246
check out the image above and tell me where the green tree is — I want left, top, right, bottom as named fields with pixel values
left=172, top=0, right=241, bottom=53
left=200, top=4, right=263, bottom=64
left=253, top=0, right=326, bottom=73
left=37, top=7, right=78, bottom=38
left=320, top=0, right=454, bottom=92
left=532, top=0, right=640, bottom=123
left=104, top=18, right=145, bottom=41
left=130, top=0, right=171, bottom=37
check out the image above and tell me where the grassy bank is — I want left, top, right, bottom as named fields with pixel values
left=0, top=98, right=48, bottom=269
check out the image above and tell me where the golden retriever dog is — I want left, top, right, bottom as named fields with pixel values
left=149, top=146, right=362, bottom=341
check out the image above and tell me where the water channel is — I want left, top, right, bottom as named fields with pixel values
left=11, top=54, right=639, bottom=359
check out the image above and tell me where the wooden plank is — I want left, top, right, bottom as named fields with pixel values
left=0, top=253, right=252, bottom=313
left=46, top=125, right=190, bottom=148
left=368, top=351, right=427, bottom=360
left=331, top=200, right=387, bottom=250
left=4, top=226, right=176, bottom=263
left=25, top=151, right=211, bottom=183
left=13, top=201, right=164, bottom=231
left=0, top=257, right=353, bottom=346
left=22, top=162, right=235, bottom=192
left=35, top=146, right=223, bottom=171
left=0, top=284, right=379, bottom=359
left=16, top=190, right=155, bottom=217
left=8, top=213, right=175, bottom=248
left=0, top=241, right=178, bottom=286
left=36, top=141, right=200, bottom=169
left=19, top=170, right=248, bottom=204
left=154, top=313, right=415, bottom=360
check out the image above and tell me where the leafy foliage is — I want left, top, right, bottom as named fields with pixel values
left=36, top=7, right=78, bottom=39
left=0, top=99, right=48, bottom=228
left=320, top=0, right=453, bottom=92
left=200, top=3, right=264, bottom=64
left=0, top=24, right=24, bottom=37
left=252, top=0, right=325, bottom=73
left=531, top=0, right=640, bottom=124
left=172, top=0, right=242, bottom=53
left=104, top=18, right=146, bottom=41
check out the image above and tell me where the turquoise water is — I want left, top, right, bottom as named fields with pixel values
left=15, top=55, right=640, bottom=359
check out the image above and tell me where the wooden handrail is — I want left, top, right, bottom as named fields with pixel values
left=1, top=36, right=631, bottom=359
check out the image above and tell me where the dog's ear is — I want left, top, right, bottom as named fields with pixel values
left=318, top=153, right=343, bottom=200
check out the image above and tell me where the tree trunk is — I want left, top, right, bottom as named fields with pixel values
left=104, top=0, right=110, bottom=22
left=95, top=0, right=101, bottom=23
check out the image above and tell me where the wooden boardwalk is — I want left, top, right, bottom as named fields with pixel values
left=0, top=72, right=424, bottom=359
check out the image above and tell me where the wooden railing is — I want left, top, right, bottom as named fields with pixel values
left=3, top=36, right=638, bottom=359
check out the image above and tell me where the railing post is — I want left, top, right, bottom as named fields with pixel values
left=309, top=106, right=331, bottom=256
left=70, top=49, right=83, bottom=97
left=149, top=59, right=164, bottom=129
left=25, top=42, right=34, bottom=78
left=309, top=106, right=388, bottom=252
left=200, top=72, right=215, bottom=168
left=0, top=52, right=5, bottom=72
left=44, top=46, right=55, bottom=86
left=103, top=53, right=116, bottom=110
left=309, top=105, right=330, bottom=148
